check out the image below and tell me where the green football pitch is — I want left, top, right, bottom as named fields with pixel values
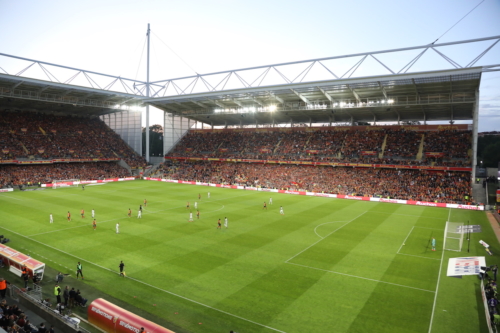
left=0, top=180, right=495, bottom=333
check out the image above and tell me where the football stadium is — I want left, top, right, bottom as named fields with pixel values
left=1, top=16, right=500, bottom=333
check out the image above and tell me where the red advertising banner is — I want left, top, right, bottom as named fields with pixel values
left=144, top=177, right=482, bottom=211
left=189, top=124, right=469, bottom=134
left=361, top=151, right=378, bottom=156
left=38, top=149, right=45, bottom=154
left=88, top=298, right=175, bottom=333
left=219, top=148, right=228, bottom=152
left=259, top=148, right=272, bottom=153
left=51, top=129, right=57, bottom=133
left=425, top=152, right=445, bottom=157
left=0, top=158, right=120, bottom=165
left=306, top=150, right=319, bottom=154
left=497, top=190, right=500, bottom=203
left=2, top=149, right=8, bottom=154
left=21, top=128, right=27, bottom=132
left=185, top=148, right=193, bottom=152
left=164, top=156, right=472, bottom=172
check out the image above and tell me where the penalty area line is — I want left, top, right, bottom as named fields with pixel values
left=286, top=262, right=434, bottom=293
left=314, top=221, right=352, bottom=239
left=397, top=226, right=415, bottom=253
left=0, top=225, right=287, bottom=333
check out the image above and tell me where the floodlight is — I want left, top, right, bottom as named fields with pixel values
left=269, top=105, right=277, bottom=112
left=388, top=99, right=394, bottom=104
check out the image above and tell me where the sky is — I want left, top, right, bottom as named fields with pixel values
left=0, top=0, right=499, bottom=131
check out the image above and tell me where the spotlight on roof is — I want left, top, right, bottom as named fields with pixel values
left=269, top=105, right=276, bottom=112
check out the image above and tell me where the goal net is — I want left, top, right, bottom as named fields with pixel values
left=52, top=179, right=80, bottom=189
left=443, top=222, right=465, bottom=252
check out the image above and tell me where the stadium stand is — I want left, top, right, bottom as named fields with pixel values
left=161, top=125, right=473, bottom=204
left=160, top=161, right=471, bottom=204
left=0, top=110, right=147, bottom=168
left=0, top=110, right=148, bottom=189
left=166, top=125, right=471, bottom=163
left=0, top=162, right=130, bottom=188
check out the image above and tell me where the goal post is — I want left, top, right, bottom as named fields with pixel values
left=443, top=222, right=465, bottom=252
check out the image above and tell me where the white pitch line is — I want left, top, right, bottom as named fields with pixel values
left=313, top=221, right=351, bottom=239
left=414, top=226, right=443, bottom=231
left=397, top=226, right=415, bottom=253
left=0, top=225, right=286, bottom=333
left=285, top=211, right=367, bottom=263
left=368, top=211, right=444, bottom=220
left=428, top=208, right=450, bottom=333
left=286, top=261, right=435, bottom=293
left=397, top=253, right=441, bottom=261
left=0, top=194, right=22, bottom=200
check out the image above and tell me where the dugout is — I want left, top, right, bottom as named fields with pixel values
left=88, top=298, right=175, bottom=333
left=0, top=244, right=45, bottom=279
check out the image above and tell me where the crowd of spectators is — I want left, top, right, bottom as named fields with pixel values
left=160, top=160, right=472, bottom=204
left=424, top=130, right=471, bottom=159
left=0, top=162, right=130, bottom=188
left=166, top=127, right=471, bottom=166
left=384, top=129, right=421, bottom=158
left=482, top=267, right=500, bottom=327
left=0, top=297, right=54, bottom=333
left=0, top=110, right=147, bottom=168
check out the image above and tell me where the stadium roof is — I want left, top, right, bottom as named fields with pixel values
left=146, top=67, right=482, bottom=126
left=0, top=35, right=498, bottom=123
left=0, top=72, right=142, bottom=116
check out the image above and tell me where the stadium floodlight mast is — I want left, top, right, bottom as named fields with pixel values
left=146, top=23, right=151, bottom=163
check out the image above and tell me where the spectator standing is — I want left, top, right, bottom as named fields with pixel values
left=69, top=288, right=76, bottom=308
left=54, top=283, right=61, bottom=304
left=0, top=278, right=10, bottom=299
left=23, top=273, right=29, bottom=289
left=63, top=286, right=69, bottom=307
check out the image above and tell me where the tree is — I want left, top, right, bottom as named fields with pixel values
left=142, top=124, right=164, bottom=156
left=478, top=135, right=500, bottom=168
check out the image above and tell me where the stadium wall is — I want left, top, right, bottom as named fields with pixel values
left=144, top=177, right=484, bottom=211
left=100, top=111, right=142, bottom=156
left=163, top=113, right=192, bottom=155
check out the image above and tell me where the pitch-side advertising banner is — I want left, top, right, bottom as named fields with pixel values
left=144, top=178, right=484, bottom=211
